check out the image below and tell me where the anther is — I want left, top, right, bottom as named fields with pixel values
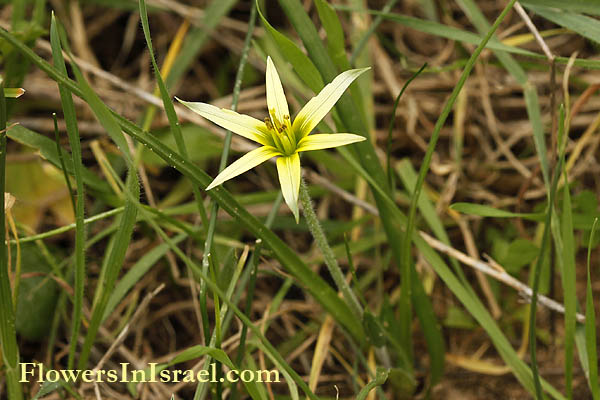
left=264, top=117, right=273, bottom=130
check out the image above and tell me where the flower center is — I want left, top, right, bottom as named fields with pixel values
left=266, top=110, right=296, bottom=155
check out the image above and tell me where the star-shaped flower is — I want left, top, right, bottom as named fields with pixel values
left=177, top=57, right=369, bottom=222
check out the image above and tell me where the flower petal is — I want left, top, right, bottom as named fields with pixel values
left=206, top=146, right=280, bottom=190
left=176, top=98, right=272, bottom=146
left=296, top=133, right=366, bottom=152
left=292, top=67, right=370, bottom=138
left=266, top=57, right=290, bottom=128
left=276, top=153, right=301, bottom=223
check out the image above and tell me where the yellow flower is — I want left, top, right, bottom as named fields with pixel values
left=177, top=57, right=368, bottom=222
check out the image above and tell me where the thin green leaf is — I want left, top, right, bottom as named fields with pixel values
left=560, top=156, right=576, bottom=399
left=0, top=82, right=23, bottom=400
left=521, top=0, right=600, bottom=14
left=79, top=170, right=139, bottom=369
left=585, top=219, right=599, bottom=399
left=450, top=202, right=544, bottom=219
left=49, top=14, right=87, bottom=370
left=525, top=4, right=600, bottom=44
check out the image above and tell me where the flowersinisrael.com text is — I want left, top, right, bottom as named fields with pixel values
left=20, top=363, right=280, bottom=384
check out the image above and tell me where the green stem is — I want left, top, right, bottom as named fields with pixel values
left=299, top=179, right=363, bottom=318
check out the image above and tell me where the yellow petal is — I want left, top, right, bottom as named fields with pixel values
left=206, top=146, right=280, bottom=190
left=276, top=153, right=301, bottom=223
left=292, top=67, right=370, bottom=138
left=296, top=133, right=366, bottom=152
left=266, top=57, right=290, bottom=129
left=176, top=98, right=272, bottom=146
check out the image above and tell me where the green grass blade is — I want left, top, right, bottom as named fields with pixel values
left=521, top=0, right=600, bottom=14
left=529, top=150, right=564, bottom=399
left=585, top=219, right=599, bottom=399
left=79, top=170, right=139, bottom=369
left=450, top=203, right=544, bottom=220
left=411, top=271, right=445, bottom=388
left=49, top=15, right=87, bottom=369
left=52, top=18, right=133, bottom=166
left=560, top=161, right=576, bottom=399
left=314, top=0, right=348, bottom=70
left=0, top=83, right=23, bottom=400
left=139, top=0, right=187, bottom=161
left=524, top=4, right=600, bottom=44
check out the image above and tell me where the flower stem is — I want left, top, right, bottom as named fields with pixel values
left=299, top=179, right=363, bottom=318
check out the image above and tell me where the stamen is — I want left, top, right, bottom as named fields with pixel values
left=264, top=117, right=273, bottom=131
